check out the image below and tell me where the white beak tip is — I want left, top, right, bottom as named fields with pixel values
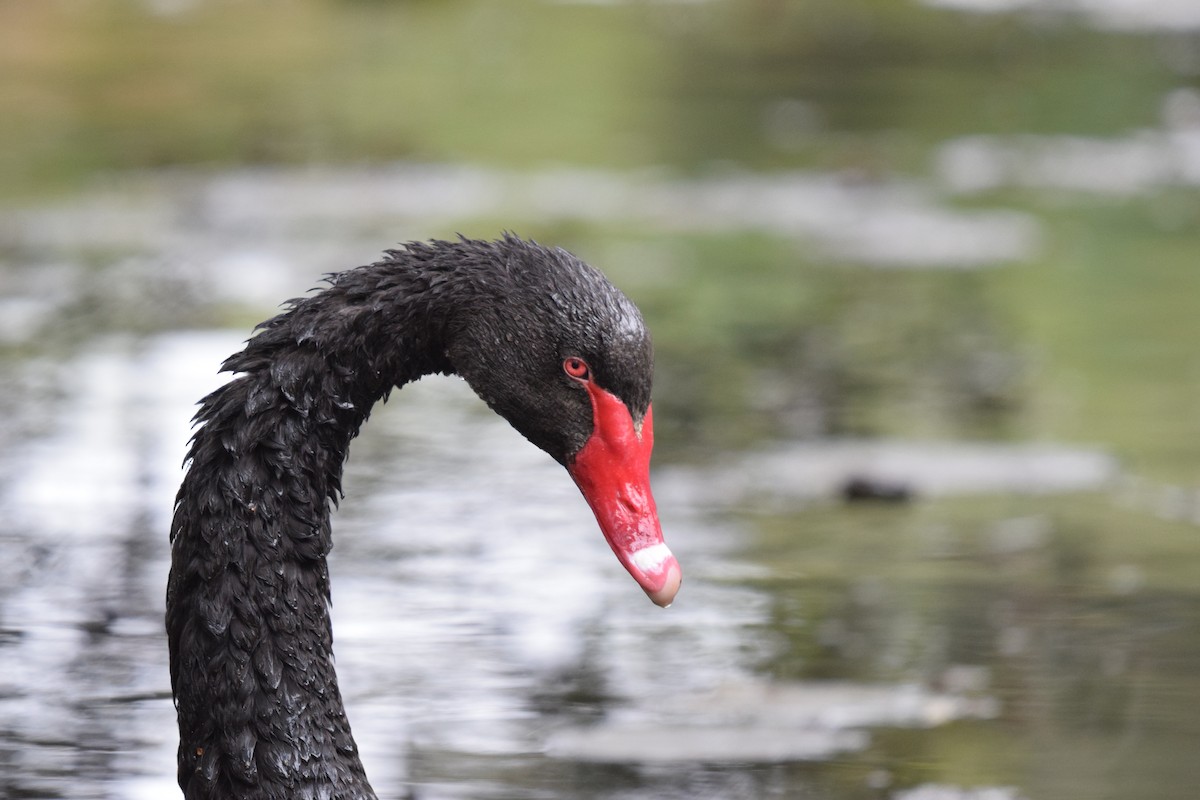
left=645, top=560, right=682, bottom=608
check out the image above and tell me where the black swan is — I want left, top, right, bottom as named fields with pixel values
left=166, top=235, right=680, bottom=799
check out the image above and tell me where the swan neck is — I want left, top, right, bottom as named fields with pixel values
left=166, top=267, right=455, bottom=798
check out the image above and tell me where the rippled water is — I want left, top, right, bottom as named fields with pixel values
left=3, top=329, right=1196, bottom=800
left=5, top=0, right=1200, bottom=793
left=1, top=149, right=1198, bottom=799
left=0, top=331, right=1016, bottom=800
left=0, top=331, right=769, bottom=797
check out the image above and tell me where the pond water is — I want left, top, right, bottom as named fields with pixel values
left=0, top=330, right=975, bottom=799
left=3, top=2, right=1200, bottom=796
left=0, top=158, right=1198, bottom=799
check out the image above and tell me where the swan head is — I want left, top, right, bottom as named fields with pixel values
left=445, top=236, right=680, bottom=607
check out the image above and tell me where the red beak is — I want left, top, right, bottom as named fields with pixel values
left=567, top=386, right=681, bottom=607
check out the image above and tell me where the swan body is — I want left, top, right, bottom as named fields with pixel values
left=166, top=236, right=678, bottom=799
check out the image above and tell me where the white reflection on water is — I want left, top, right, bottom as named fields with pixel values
left=895, top=786, right=1026, bottom=800
left=937, top=89, right=1200, bottom=196
left=0, top=162, right=1038, bottom=299
left=0, top=333, right=233, bottom=798
left=548, top=680, right=998, bottom=763
left=923, top=0, right=1200, bottom=31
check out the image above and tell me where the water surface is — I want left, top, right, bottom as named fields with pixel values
left=2, top=5, right=1200, bottom=792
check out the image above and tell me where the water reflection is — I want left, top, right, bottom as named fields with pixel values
left=2, top=0, right=1199, bottom=795
left=922, top=0, right=1200, bottom=32
left=548, top=680, right=998, bottom=763
left=1, top=174, right=1199, bottom=798
left=658, top=440, right=1118, bottom=510
left=1, top=325, right=1197, bottom=799
left=0, top=163, right=1038, bottom=294
left=0, top=333, right=771, bottom=798
left=936, top=89, right=1200, bottom=196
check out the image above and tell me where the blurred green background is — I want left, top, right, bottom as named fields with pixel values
left=3, top=0, right=1197, bottom=476
left=1, top=1, right=1199, bottom=798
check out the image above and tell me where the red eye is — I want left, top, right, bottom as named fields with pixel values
left=563, top=357, right=590, bottom=380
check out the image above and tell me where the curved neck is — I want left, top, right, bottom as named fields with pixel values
left=166, top=263, right=456, bottom=799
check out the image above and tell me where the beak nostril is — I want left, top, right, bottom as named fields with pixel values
left=617, top=492, right=644, bottom=514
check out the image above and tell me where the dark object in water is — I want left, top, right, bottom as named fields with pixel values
left=841, top=475, right=914, bottom=504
